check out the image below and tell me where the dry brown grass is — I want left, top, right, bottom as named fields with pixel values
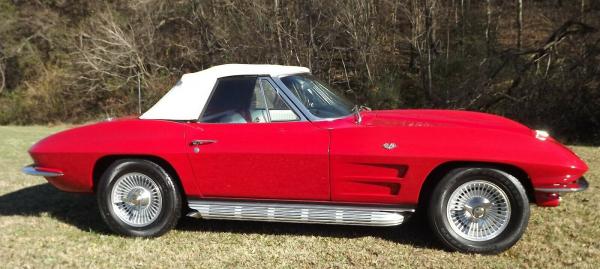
left=0, top=126, right=598, bottom=268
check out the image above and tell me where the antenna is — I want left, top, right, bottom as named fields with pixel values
left=137, top=74, right=142, bottom=114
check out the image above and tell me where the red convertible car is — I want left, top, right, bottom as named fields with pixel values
left=23, top=64, right=588, bottom=253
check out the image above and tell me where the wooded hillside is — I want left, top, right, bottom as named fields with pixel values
left=0, top=0, right=599, bottom=143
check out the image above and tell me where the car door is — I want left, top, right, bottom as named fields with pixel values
left=185, top=76, right=330, bottom=200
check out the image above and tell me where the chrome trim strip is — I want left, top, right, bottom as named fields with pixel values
left=534, top=177, right=589, bottom=193
left=22, top=165, right=63, bottom=177
left=187, top=200, right=414, bottom=227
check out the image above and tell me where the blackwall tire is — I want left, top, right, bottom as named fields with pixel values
left=97, top=159, right=181, bottom=237
left=427, top=168, right=530, bottom=254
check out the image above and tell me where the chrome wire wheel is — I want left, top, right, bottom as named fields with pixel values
left=110, top=172, right=163, bottom=227
left=446, top=180, right=511, bottom=241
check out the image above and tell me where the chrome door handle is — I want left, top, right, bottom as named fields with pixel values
left=190, top=139, right=217, bottom=146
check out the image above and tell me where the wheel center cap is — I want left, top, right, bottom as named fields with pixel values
left=464, top=197, right=492, bottom=219
left=125, top=187, right=151, bottom=208
left=472, top=206, right=486, bottom=218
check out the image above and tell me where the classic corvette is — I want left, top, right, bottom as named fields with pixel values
left=23, top=64, right=588, bottom=253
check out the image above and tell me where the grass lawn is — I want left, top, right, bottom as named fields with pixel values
left=0, top=125, right=598, bottom=268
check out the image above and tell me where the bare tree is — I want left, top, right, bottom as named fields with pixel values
left=460, top=0, right=465, bottom=54
left=486, top=0, right=492, bottom=56
left=424, top=0, right=436, bottom=102
left=274, top=0, right=285, bottom=64
left=402, top=0, right=438, bottom=105
left=1, top=0, right=600, bottom=142
left=0, top=60, right=4, bottom=93
left=337, top=0, right=377, bottom=82
left=581, top=0, right=586, bottom=22
left=517, top=0, right=523, bottom=49
left=75, top=10, right=157, bottom=114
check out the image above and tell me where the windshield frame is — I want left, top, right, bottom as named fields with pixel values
left=272, top=73, right=355, bottom=121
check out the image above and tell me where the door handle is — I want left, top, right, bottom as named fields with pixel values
left=190, top=139, right=217, bottom=146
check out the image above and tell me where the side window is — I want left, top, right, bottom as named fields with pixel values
left=200, top=77, right=261, bottom=123
left=260, top=79, right=300, bottom=122
left=199, top=77, right=299, bottom=123
left=247, top=81, right=269, bottom=123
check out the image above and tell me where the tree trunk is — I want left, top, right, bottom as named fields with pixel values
left=446, top=0, right=452, bottom=64
left=486, top=0, right=492, bottom=56
left=581, top=0, right=585, bottom=22
left=460, top=0, right=465, bottom=54
left=274, top=0, right=285, bottom=64
left=517, top=0, right=523, bottom=49
left=424, top=0, right=436, bottom=105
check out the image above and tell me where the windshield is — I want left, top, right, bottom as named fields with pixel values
left=280, top=74, right=354, bottom=119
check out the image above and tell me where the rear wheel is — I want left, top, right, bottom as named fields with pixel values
left=97, top=159, right=181, bottom=237
left=428, top=168, right=530, bottom=254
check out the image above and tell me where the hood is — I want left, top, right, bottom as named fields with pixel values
left=366, top=109, right=532, bottom=135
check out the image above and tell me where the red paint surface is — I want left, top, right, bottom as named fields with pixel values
left=535, top=192, right=561, bottom=207
left=28, top=109, right=588, bottom=207
left=185, top=121, right=330, bottom=200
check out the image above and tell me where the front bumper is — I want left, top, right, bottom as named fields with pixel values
left=534, top=177, right=589, bottom=193
left=22, top=164, right=64, bottom=177
left=534, top=177, right=588, bottom=207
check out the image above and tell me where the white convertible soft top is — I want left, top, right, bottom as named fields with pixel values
left=140, top=64, right=310, bottom=120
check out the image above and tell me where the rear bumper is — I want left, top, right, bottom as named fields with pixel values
left=22, top=165, right=64, bottom=177
left=534, top=177, right=589, bottom=193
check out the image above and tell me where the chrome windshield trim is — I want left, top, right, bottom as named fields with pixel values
left=534, top=177, right=589, bottom=193
left=22, top=165, right=63, bottom=177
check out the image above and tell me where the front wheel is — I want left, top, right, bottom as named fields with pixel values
left=97, top=159, right=182, bottom=237
left=428, top=168, right=530, bottom=254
